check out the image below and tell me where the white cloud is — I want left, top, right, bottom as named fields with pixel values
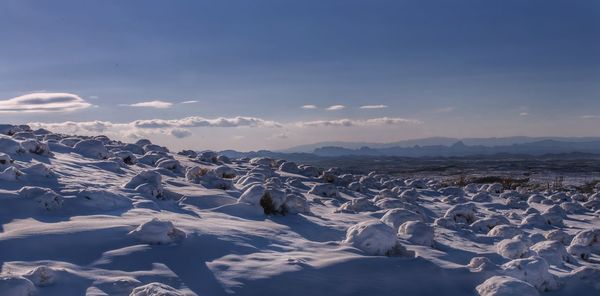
left=0, top=92, right=92, bottom=113
left=326, top=105, right=346, bottom=111
left=520, top=112, right=529, bottom=116
left=124, top=100, right=173, bottom=108
left=359, top=104, right=388, bottom=109
left=299, top=117, right=421, bottom=127
left=131, top=116, right=282, bottom=129
left=180, top=100, right=199, bottom=104
left=29, top=116, right=282, bottom=139
left=301, top=104, right=317, bottom=109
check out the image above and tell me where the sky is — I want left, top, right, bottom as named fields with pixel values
left=0, top=0, right=599, bottom=151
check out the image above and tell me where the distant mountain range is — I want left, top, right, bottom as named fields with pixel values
left=279, top=137, right=600, bottom=153
left=219, top=137, right=600, bottom=159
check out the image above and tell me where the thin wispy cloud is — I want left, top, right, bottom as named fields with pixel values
left=360, top=104, right=388, bottom=109
left=299, top=117, right=422, bottom=127
left=520, top=112, right=529, bottom=117
left=301, top=104, right=317, bottom=109
left=580, top=115, right=600, bottom=119
left=122, top=100, right=173, bottom=109
left=0, top=93, right=92, bottom=113
left=326, top=105, right=346, bottom=111
left=431, top=107, right=455, bottom=114
left=180, top=100, right=199, bottom=104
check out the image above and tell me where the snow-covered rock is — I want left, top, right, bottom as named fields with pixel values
left=530, top=240, right=574, bottom=265
left=501, top=256, right=559, bottom=291
left=476, top=276, right=539, bottom=296
left=74, top=139, right=110, bottom=159
left=444, top=203, right=478, bottom=224
left=0, top=166, right=22, bottom=181
left=488, top=225, right=522, bottom=239
left=398, top=221, right=434, bottom=247
left=307, top=183, right=339, bottom=198
left=18, top=186, right=64, bottom=211
left=380, top=208, right=425, bottom=231
left=567, top=229, right=600, bottom=260
left=470, top=216, right=510, bottom=233
left=472, top=192, right=492, bottom=202
left=238, top=184, right=287, bottom=214
left=124, top=170, right=163, bottom=198
left=213, top=165, right=236, bottom=179
left=129, top=282, right=184, bottom=296
left=282, top=193, right=310, bottom=214
left=497, top=238, right=529, bottom=259
left=128, top=218, right=186, bottom=244
left=343, top=220, right=409, bottom=256
left=0, top=136, right=24, bottom=154
left=544, top=229, right=571, bottom=245
left=156, top=158, right=182, bottom=172
left=20, top=139, right=50, bottom=155
left=113, top=150, right=138, bottom=165
left=337, top=197, right=377, bottom=213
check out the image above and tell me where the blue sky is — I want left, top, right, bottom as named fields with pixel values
left=0, top=0, right=599, bottom=150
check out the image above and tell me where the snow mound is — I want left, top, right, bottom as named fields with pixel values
left=0, top=166, right=23, bottom=181
left=497, top=238, right=529, bottom=259
left=544, top=229, right=571, bottom=245
left=156, top=158, right=182, bottom=172
left=567, top=229, right=600, bottom=260
left=0, top=136, right=24, bottom=154
left=487, top=225, right=522, bottom=239
left=398, top=221, right=434, bottom=246
left=237, top=184, right=292, bottom=215
left=530, top=240, right=574, bottom=265
left=380, top=208, right=425, bottom=231
left=129, top=282, right=184, bottom=296
left=282, top=193, right=310, bottom=214
left=128, top=218, right=186, bottom=244
left=18, top=186, right=64, bottom=211
left=399, top=188, right=420, bottom=202
left=22, top=163, right=53, bottom=177
left=343, top=220, right=412, bottom=256
left=124, top=170, right=163, bottom=198
left=308, top=183, right=339, bottom=198
left=74, top=139, right=109, bottom=159
left=501, top=256, right=558, bottom=291
left=476, top=276, right=538, bottom=296
left=279, top=161, right=300, bottom=174
left=20, top=139, right=50, bottom=155
left=337, top=197, right=377, bottom=213
left=444, top=202, right=478, bottom=224
left=0, top=276, right=36, bottom=296
left=213, top=165, right=236, bottom=179
left=472, top=192, right=492, bottom=202
left=113, top=150, right=138, bottom=165
left=470, top=216, right=509, bottom=233
left=468, top=257, right=498, bottom=272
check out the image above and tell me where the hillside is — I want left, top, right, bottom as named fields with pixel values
left=0, top=124, right=599, bottom=295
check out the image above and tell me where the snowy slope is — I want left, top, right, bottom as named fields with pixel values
left=0, top=124, right=599, bottom=296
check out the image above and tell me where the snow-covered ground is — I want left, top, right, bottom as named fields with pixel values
left=1, top=124, right=600, bottom=296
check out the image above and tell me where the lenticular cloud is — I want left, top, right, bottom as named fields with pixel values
left=0, top=93, right=92, bottom=113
